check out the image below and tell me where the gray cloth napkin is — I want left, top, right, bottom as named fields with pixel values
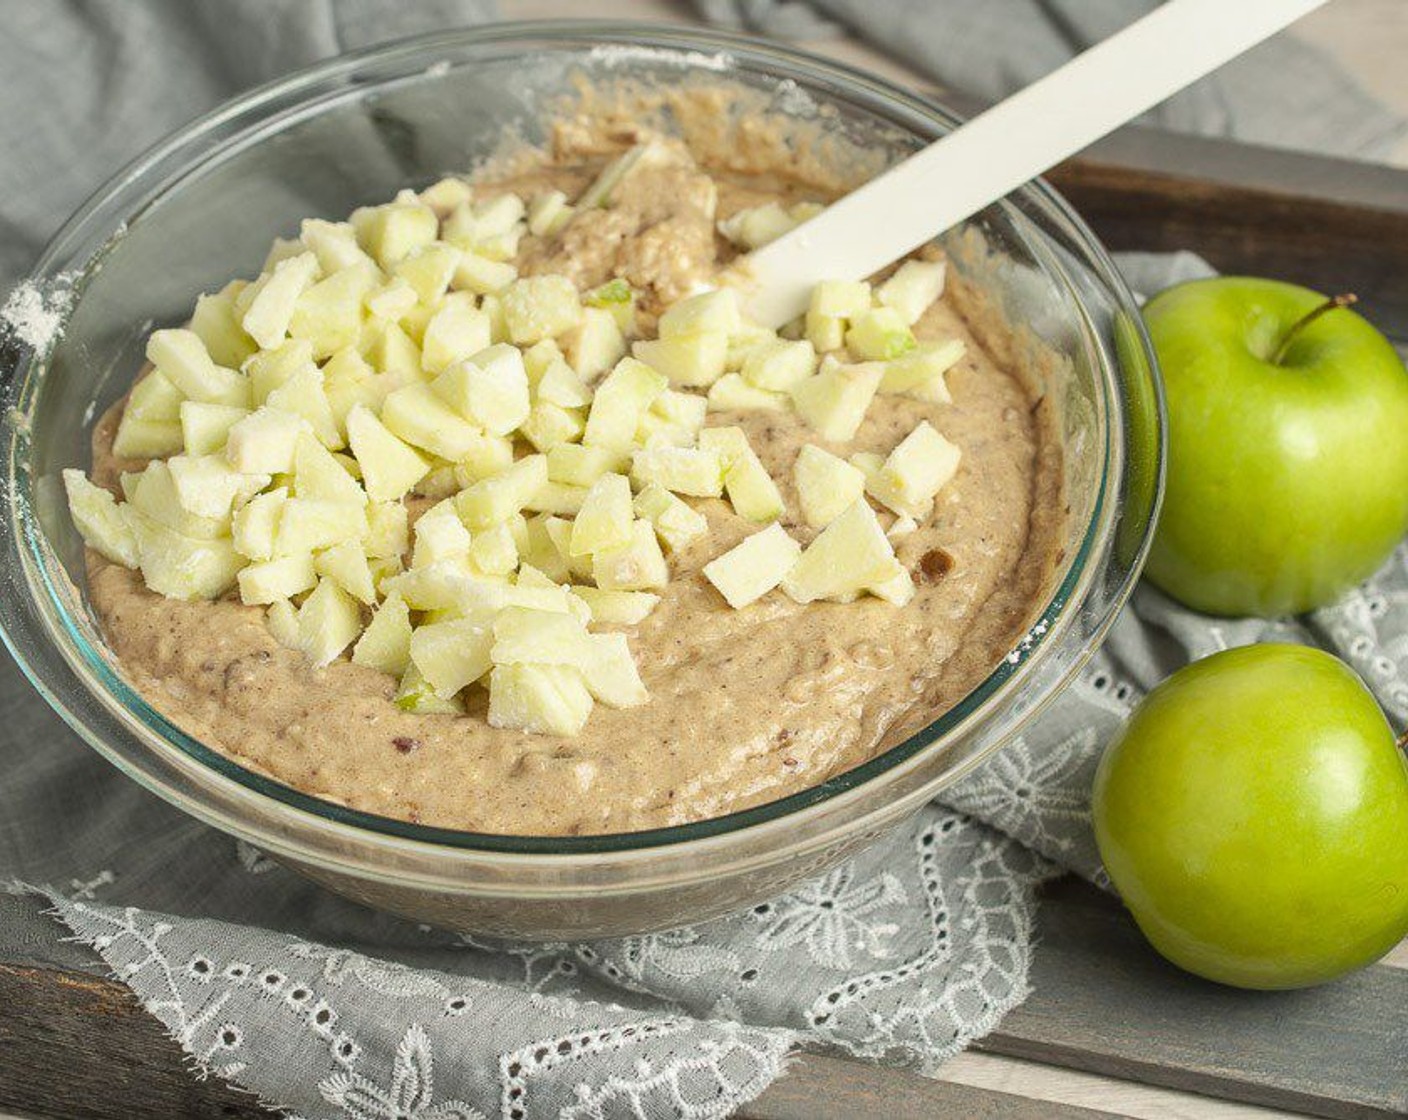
left=3, top=3, right=1407, bottom=1119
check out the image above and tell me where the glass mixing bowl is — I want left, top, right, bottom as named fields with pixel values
left=0, top=22, right=1163, bottom=939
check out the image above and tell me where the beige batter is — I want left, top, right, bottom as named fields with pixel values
left=83, top=103, right=1065, bottom=836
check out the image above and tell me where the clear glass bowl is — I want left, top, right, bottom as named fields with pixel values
left=0, top=22, right=1163, bottom=939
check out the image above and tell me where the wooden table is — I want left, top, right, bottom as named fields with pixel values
left=4, top=20, right=1408, bottom=1120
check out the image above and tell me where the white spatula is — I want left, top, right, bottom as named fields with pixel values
left=740, top=0, right=1326, bottom=328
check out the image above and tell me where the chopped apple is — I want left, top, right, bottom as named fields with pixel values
left=190, top=282, right=258, bottom=369
left=633, top=484, right=708, bottom=553
left=810, top=280, right=872, bottom=320
left=543, top=517, right=593, bottom=581
left=579, top=632, right=648, bottom=707
left=698, top=427, right=784, bottom=522
left=500, top=275, right=581, bottom=345
left=411, top=500, right=471, bottom=569
left=232, top=486, right=287, bottom=561
left=489, top=605, right=589, bottom=666
left=380, top=383, right=481, bottom=461
left=546, top=443, right=626, bottom=488
left=527, top=189, right=574, bottom=236
left=535, top=356, right=594, bottom=408
left=562, top=307, right=625, bottom=379
left=659, top=289, right=741, bottom=338
left=225, top=406, right=312, bottom=475
left=879, top=338, right=965, bottom=403
left=570, top=473, right=633, bottom=557
left=410, top=616, right=493, bottom=697
left=524, top=479, right=589, bottom=517
left=315, top=539, right=377, bottom=604
left=794, top=443, right=867, bottom=529
left=292, top=577, right=363, bottom=667
left=876, top=260, right=946, bottom=325
left=364, top=499, right=409, bottom=559
left=392, top=242, right=460, bottom=305
left=866, top=421, right=961, bottom=518
left=845, top=307, right=916, bottom=361
left=147, top=329, right=250, bottom=407
left=888, top=516, right=918, bottom=540
left=345, top=405, right=428, bottom=502
left=126, top=510, right=244, bottom=601
left=583, top=357, right=667, bottom=451
left=168, top=454, right=269, bottom=521
left=420, top=177, right=473, bottom=215
left=631, top=446, right=724, bottom=498
left=112, top=416, right=184, bottom=460
left=469, top=519, right=519, bottom=576
left=849, top=450, right=884, bottom=478
left=289, top=262, right=378, bottom=360
left=572, top=586, right=659, bottom=626
left=869, top=562, right=916, bottom=606
left=487, top=663, right=593, bottom=736
left=520, top=402, right=585, bottom=452
left=355, top=201, right=438, bottom=268
left=592, top=520, right=669, bottom=591
left=394, top=664, right=464, bottom=713
left=632, top=332, right=727, bottom=387
left=125, top=369, right=184, bottom=422
left=300, top=218, right=375, bottom=275
left=292, top=432, right=364, bottom=507
left=781, top=498, right=898, bottom=603
left=179, top=402, right=248, bottom=456
left=363, top=319, right=423, bottom=381
left=451, top=253, right=517, bottom=296
left=266, top=599, right=300, bottom=650
left=264, top=365, right=341, bottom=450
left=790, top=358, right=884, bottom=442
left=274, top=497, right=367, bottom=556
left=242, top=252, right=320, bottom=350
left=725, top=323, right=778, bottom=372
left=238, top=552, right=318, bottom=605
left=707, top=373, right=787, bottom=413
left=717, top=201, right=797, bottom=249
left=63, top=470, right=138, bottom=567
left=741, top=337, right=817, bottom=392
left=351, top=592, right=412, bottom=676
left=432, top=344, right=530, bottom=435
left=127, top=460, right=227, bottom=538
left=364, top=277, right=419, bottom=322
left=454, top=455, right=547, bottom=529
left=520, top=514, right=571, bottom=583
left=420, top=296, right=491, bottom=375
left=244, top=339, right=313, bottom=405
left=583, top=278, right=637, bottom=334
left=453, top=432, right=515, bottom=485
left=703, top=522, right=801, bottom=608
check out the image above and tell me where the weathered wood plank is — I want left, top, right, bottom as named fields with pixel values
left=980, top=878, right=1408, bottom=1120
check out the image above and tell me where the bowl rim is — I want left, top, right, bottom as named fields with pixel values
left=0, top=19, right=1164, bottom=862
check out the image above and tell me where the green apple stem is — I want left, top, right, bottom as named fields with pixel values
left=1271, top=293, right=1358, bottom=365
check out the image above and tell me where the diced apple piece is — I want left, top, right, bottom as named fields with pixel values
left=238, top=553, right=318, bottom=605
left=380, top=383, right=482, bottom=461
left=432, top=344, right=530, bottom=435
left=420, top=296, right=491, bottom=376
left=583, top=357, right=667, bottom=451
left=584, top=278, right=637, bottom=334
left=393, top=664, right=463, bottom=713
left=846, top=307, right=917, bottom=361
left=410, top=616, right=493, bottom=698
left=651, top=389, right=707, bottom=431
left=866, top=421, right=961, bottom=518
left=365, top=320, right=423, bottom=379
left=489, top=605, right=589, bottom=666
left=500, top=275, right=581, bottom=345
left=266, top=599, right=300, bottom=650
left=631, top=446, right=724, bottom=498
left=790, top=358, right=883, bottom=442
left=536, top=356, right=594, bottom=409
left=781, top=499, right=898, bottom=603
left=592, top=520, right=669, bottom=591
left=659, top=289, right=741, bottom=338
left=460, top=193, right=525, bottom=241
left=849, top=451, right=883, bottom=478
left=274, top=498, right=366, bottom=555
left=888, top=516, right=918, bottom=540
left=543, top=517, right=593, bottom=581
left=579, top=631, right=648, bottom=708
left=289, top=262, right=378, bottom=360
left=244, top=339, right=313, bottom=405
left=126, top=460, right=226, bottom=538
left=356, top=201, right=438, bottom=268
left=810, top=280, right=872, bottom=320
left=262, top=237, right=306, bottom=272
left=879, top=338, right=965, bottom=403
left=527, top=189, right=574, bottom=236
left=190, top=283, right=258, bottom=369
left=315, top=539, right=376, bottom=604
left=412, top=500, right=471, bottom=570
left=291, top=577, right=363, bottom=667
left=632, top=332, right=727, bottom=387
left=262, top=364, right=340, bottom=450
left=741, top=337, right=818, bottom=392
left=562, top=306, right=625, bottom=380
left=300, top=218, right=375, bottom=275
left=179, top=401, right=248, bottom=456
left=633, top=484, right=707, bottom=553
left=698, top=427, right=785, bottom=522
left=63, top=470, right=138, bottom=567
left=451, top=253, right=517, bottom=297
left=569, top=586, right=655, bottom=628
left=876, top=260, right=946, bottom=325
left=364, top=277, right=419, bottom=322
left=419, top=177, right=473, bottom=216
left=364, top=500, right=409, bottom=561
left=469, top=519, right=519, bottom=576
left=804, top=311, right=845, bottom=354
left=454, top=455, right=547, bottom=529
left=113, top=415, right=184, bottom=460
left=168, top=454, right=270, bottom=521
left=703, top=522, right=801, bottom=608
left=127, top=510, right=244, bottom=601
left=345, top=404, right=429, bottom=503
left=231, top=487, right=288, bottom=564
left=147, top=329, right=250, bottom=407
left=225, top=407, right=312, bottom=475
left=794, top=444, right=867, bottom=529
left=717, top=201, right=797, bottom=249
left=520, top=402, right=585, bottom=452
left=126, top=370, right=184, bottom=422
left=351, top=592, right=412, bottom=676
left=392, top=242, right=460, bottom=305
left=242, top=252, right=320, bottom=350
left=707, top=373, right=787, bottom=413
left=524, top=479, right=589, bottom=517
left=570, top=473, right=633, bottom=557
left=547, top=443, right=627, bottom=488
left=487, top=663, right=593, bottom=737
left=869, top=562, right=915, bottom=606
left=520, top=515, right=571, bottom=583
left=293, top=432, right=365, bottom=507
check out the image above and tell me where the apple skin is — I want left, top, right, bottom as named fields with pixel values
left=1093, top=644, right=1408, bottom=990
left=1143, top=277, right=1408, bottom=617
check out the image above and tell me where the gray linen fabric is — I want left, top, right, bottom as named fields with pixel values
left=2, top=3, right=1407, bottom=1118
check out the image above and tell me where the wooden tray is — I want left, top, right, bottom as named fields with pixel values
left=2, top=128, right=1407, bottom=1120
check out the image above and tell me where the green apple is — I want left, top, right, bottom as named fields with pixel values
left=1093, top=644, right=1408, bottom=989
left=1143, top=278, right=1408, bottom=617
